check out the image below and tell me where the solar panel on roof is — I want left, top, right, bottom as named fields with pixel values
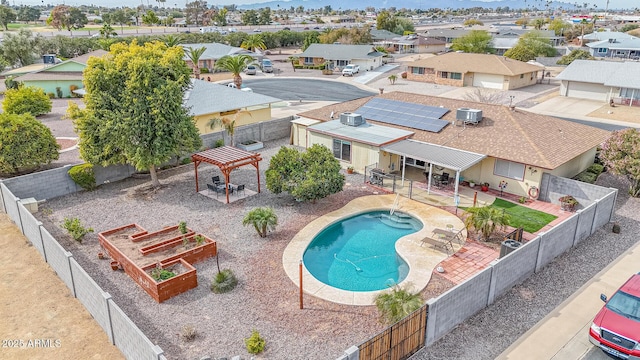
left=355, top=98, right=450, bottom=133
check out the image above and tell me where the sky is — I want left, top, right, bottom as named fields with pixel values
left=11, top=0, right=639, bottom=10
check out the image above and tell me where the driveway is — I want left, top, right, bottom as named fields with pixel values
left=243, top=78, right=375, bottom=102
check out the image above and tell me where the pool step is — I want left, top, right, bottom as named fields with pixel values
left=379, top=214, right=421, bottom=230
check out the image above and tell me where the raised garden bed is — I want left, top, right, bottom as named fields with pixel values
left=237, top=140, right=264, bottom=152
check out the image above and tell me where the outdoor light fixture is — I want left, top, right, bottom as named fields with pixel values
left=528, top=166, right=538, bottom=175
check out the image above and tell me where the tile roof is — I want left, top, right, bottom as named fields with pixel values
left=15, top=71, right=84, bottom=82
left=407, top=52, right=544, bottom=76
left=180, top=43, right=258, bottom=61
left=184, top=80, right=281, bottom=116
left=296, top=92, right=609, bottom=170
left=556, top=60, right=640, bottom=89
left=299, top=44, right=384, bottom=60
left=72, top=50, right=108, bottom=65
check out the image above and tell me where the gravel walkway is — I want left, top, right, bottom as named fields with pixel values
left=410, top=172, right=639, bottom=360
left=33, top=138, right=451, bottom=360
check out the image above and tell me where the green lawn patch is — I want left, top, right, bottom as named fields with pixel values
left=490, top=198, right=557, bottom=233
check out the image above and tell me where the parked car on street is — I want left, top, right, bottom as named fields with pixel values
left=226, top=83, right=253, bottom=92
left=342, top=64, right=360, bottom=76
left=244, top=65, right=257, bottom=75
left=261, top=59, right=273, bottom=73
left=589, top=272, right=640, bottom=360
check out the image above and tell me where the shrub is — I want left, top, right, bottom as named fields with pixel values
left=4, top=76, right=20, bottom=90
left=61, top=217, right=93, bottom=242
left=180, top=325, right=197, bottom=341
left=200, top=67, right=209, bottom=73
left=0, top=113, right=59, bottom=175
left=68, top=164, right=96, bottom=190
left=556, top=49, right=594, bottom=65
left=244, top=329, right=265, bottom=355
left=180, top=157, right=192, bottom=165
left=2, top=86, right=53, bottom=116
left=211, top=269, right=238, bottom=293
left=55, top=87, right=63, bottom=99
left=574, top=171, right=597, bottom=183
left=587, top=163, right=604, bottom=175
left=195, top=234, right=205, bottom=246
left=375, top=285, right=423, bottom=325
left=178, top=221, right=188, bottom=234
left=214, top=139, right=224, bottom=148
left=242, top=207, right=278, bottom=238
left=47, top=92, right=55, bottom=99
left=150, top=266, right=176, bottom=281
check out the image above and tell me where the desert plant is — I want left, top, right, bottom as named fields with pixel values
left=245, top=329, right=266, bottom=355
left=178, top=221, right=188, bottom=234
left=559, top=195, right=579, bottom=211
left=61, top=217, right=94, bottom=242
left=375, top=284, right=423, bottom=325
left=388, top=74, right=397, bottom=84
left=518, top=196, right=527, bottom=204
left=68, top=164, right=96, bottom=190
left=180, top=325, right=197, bottom=341
left=195, top=234, right=205, bottom=246
left=211, top=268, right=238, bottom=293
left=464, top=206, right=511, bottom=241
left=242, top=207, right=278, bottom=238
left=150, top=266, right=176, bottom=281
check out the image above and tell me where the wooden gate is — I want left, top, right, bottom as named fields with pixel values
left=359, top=305, right=427, bottom=360
left=504, top=227, right=524, bottom=242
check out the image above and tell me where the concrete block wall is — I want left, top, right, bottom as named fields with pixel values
left=2, top=183, right=21, bottom=231
left=41, top=227, right=75, bottom=295
left=69, top=258, right=114, bottom=343
left=109, top=301, right=164, bottom=360
left=539, top=173, right=617, bottom=207
left=2, top=165, right=81, bottom=200
left=593, top=191, right=617, bottom=231
left=18, top=203, right=46, bottom=259
left=575, top=203, right=597, bottom=246
left=425, top=268, right=492, bottom=346
left=0, top=182, right=5, bottom=213
left=488, top=237, right=539, bottom=304
left=535, top=215, right=579, bottom=272
left=94, top=164, right=136, bottom=186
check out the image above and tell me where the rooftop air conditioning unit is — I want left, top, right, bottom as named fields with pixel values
left=456, top=108, right=483, bottom=124
left=339, top=112, right=365, bottom=127
left=42, top=54, right=56, bottom=65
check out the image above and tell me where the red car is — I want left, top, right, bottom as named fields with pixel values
left=589, top=272, right=640, bottom=359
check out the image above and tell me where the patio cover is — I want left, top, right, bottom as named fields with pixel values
left=191, top=146, right=262, bottom=204
left=381, top=139, right=486, bottom=199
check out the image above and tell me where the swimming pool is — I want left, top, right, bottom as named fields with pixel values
left=303, top=210, right=423, bottom=292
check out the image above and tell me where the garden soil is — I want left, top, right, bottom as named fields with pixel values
left=0, top=214, right=124, bottom=360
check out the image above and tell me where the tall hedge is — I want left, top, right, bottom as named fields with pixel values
left=0, top=113, right=59, bottom=174
left=2, top=86, right=53, bottom=116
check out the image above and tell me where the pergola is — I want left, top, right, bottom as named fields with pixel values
left=191, top=146, right=262, bottom=204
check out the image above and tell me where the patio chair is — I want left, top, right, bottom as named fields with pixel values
left=236, top=184, right=245, bottom=196
left=212, top=176, right=221, bottom=185
left=440, top=173, right=449, bottom=186
left=207, top=183, right=217, bottom=195
left=214, top=184, right=228, bottom=198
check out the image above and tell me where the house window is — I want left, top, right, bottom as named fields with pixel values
left=411, top=67, right=425, bottom=74
left=332, top=139, right=351, bottom=161
left=336, top=60, right=349, bottom=66
left=220, top=110, right=238, bottom=116
left=520, top=74, right=524, bottom=79
left=494, top=159, right=525, bottom=181
left=304, top=57, right=313, bottom=65
left=451, top=72, right=462, bottom=80
left=598, top=48, right=607, bottom=53
left=440, top=71, right=448, bottom=78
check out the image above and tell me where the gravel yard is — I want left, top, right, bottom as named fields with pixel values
left=410, top=172, right=639, bottom=360
left=34, top=138, right=453, bottom=360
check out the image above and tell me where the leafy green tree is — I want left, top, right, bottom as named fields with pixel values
left=258, top=7, right=271, bottom=25
left=48, top=5, right=87, bottom=31
left=185, top=46, right=206, bottom=79
left=111, top=9, right=129, bottom=33
left=185, top=1, right=207, bottom=26
left=241, top=9, right=259, bottom=25
left=451, top=30, right=494, bottom=54
left=0, top=113, right=59, bottom=174
left=504, top=31, right=556, bottom=62
left=556, top=49, right=594, bottom=65
left=600, top=128, right=640, bottom=197
left=302, top=31, right=319, bottom=51
left=242, top=207, right=278, bottom=238
left=266, top=144, right=345, bottom=202
left=214, top=7, right=228, bottom=26
left=3, top=86, right=52, bottom=116
left=99, top=23, right=118, bottom=38
left=464, top=206, right=510, bottom=241
left=241, top=34, right=266, bottom=52
left=142, top=10, right=160, bottom=26
left=463, top=18, right=484, bottom=26
left=376, top=10, right=396, bottom=32
left=548, top=18, right=570, bottom=36
left=214, top=54, right=254, bottom=90
left=0, top=29, right=39, bottom=66
left=17, top=6, right=40, bottom=23
left=375, top=285, right=423, bottom=325
left=393, top=18, right=415, bottom=35
left=69, top=41, right=202, bottom=187
left=0, top=5, right=16, bottom=31
left=531, top=18, right=546, bottom=30
left=621, top=24, right=639, bottom=33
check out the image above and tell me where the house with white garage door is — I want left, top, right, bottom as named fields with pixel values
left=405, top=52, right=543, bottom=90
left=555, top=60, right=640, bottom=106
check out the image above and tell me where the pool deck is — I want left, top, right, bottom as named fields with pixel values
left=282, top=194, right=467, bottom=306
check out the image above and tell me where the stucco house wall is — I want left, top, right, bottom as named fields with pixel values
left=193, top=106, right=271, bottom=135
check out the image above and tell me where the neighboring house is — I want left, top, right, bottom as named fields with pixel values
left=180, top=43, right=260, bottom=71
left=297, top=43, right=385, bottom=71
left=292, top=92, right=609, bottom=198
left=370, top=29, right=400, bottom=42
left=492, top=37, right=520, bottom=56
left=586, top=37, right=640, bottom=59
left=184, top=80, right=281, bottom=134
left=12, top=50, right=108, bottom=98
left=374, top=34, right=447, bottom=54
left=582, top=31, right=637, bottom=42
left=406, top=52, right=543, bottom=90
left=423, top=28, right=470, bottom=44
left=556, top=59, right=640, bottom=105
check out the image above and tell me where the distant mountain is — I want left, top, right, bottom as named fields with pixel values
left=238, top=0, right=571, bottom=11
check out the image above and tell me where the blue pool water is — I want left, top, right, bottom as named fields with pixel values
left=303, top=210, right=423, bottom=292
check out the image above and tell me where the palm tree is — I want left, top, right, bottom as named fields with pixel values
left=163, top=34, right=182, bottom=48
left=214, top=54, right=255, bottom=90
left=579, top=18, right=589, bottom=46
left=242, top=207, right=278, bottom=238
left=240, top=34, right=267, bottom=53
left=99, top=23, right=118, bottom=38
left=186, top=46, right=206, bottom=79
left=206, top=110, right=251, bottom=146
left=375, top=285, right=423, bottom=325
left=464, top=206, right=511, bottom=241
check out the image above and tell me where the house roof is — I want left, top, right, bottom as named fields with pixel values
left=388, top=34, right=446, bottom=46
left=382, top=140, right=486, bottom=172
left=299, top=44, right=384, bottom=60
left=296, top=92, right=609, bottom=170
left=371, top=29, right=399, bottom=40
left=307, top=119, right=414, bottom=147
left=586, top=37, right=640, bottom=50
left=180, top=43, right=258, bottom=61
left=555, top=59, right=640, bottom=89
left=491, top=37, right=519, bottom=49
left=407, top=52, right=543, bottom=76
left=423, top=29, right=470, bottom=39
left=13, top=50, right=108, bottom=82
left=184, top=80, right=281, bottom=116
left=583, top=31, right=638, bottom=41
left=72, top=50, right=109, bottom=65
